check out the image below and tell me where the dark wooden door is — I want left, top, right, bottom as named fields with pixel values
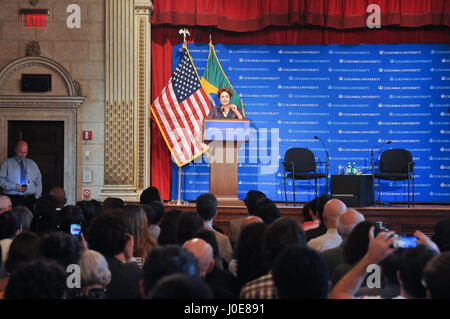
left=8, top=121, right=64, bottom=197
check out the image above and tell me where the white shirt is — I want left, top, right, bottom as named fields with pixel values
left=0, top=156, right=42, bottom=198
left=307, top=228, right=342, bottom=252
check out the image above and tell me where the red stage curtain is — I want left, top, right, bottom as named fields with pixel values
left=152, top=0, right=450, bottom=32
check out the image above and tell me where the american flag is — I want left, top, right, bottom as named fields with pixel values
left=151, top=46, right=212, bottom=166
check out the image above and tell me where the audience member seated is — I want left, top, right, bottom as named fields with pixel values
left=33, top=194, right=57, bottom=216
left=148, top=273, right=213, bottom=299
left=29, top=209, right=61, bottom=235
left=175, top=211, right=203, bottom=245
left=0, top=232, right=40, bottom=298
left=253, top=197, right=281, bottom=225
left=0, top=195, right=12, bottom=214
left=40, top=231, right=81, bottom=270
left=140, top=186, right=163, bottom=204
left=194, top=229, right=236, bottom=297
left=0, top=211, right=21, bottom=265
left=74, top=249, right=111, bottom=299
left=196, top=193, right=233, bottom=267
left=233, top=222, right=268, bottom=295
left=394, top=244, right=438, bottom=299
left=121, top=204, right=157, bottom=268
left=305, top=194, right=333, bottom=242
left=157, top=208, right=182, bottom=245
left=142, top=200, right=165, bottom=240
left=272, top=245, right=329, bottom=299
left=140, top=245, right=200, bottom=298
left=12, top=206, right=33, bottom=232
left=60, top=205, right=85, bottom=235
left=432, top=217, right=450, bottom=252
left=321, top=208, right=365, bottom=277
left=229, top=214, right=265, bottom=276
left=354, top=245, right=403, bottom=298
left=330, top=221, right=381, bottom=287
left=103, top=197, right=124, bottom=210
left=87, top=212, right=142, bottom=299
left=49, top=186, right=67, bottom=210
left=423, top=251, right=450, bottom=299
left=77, top=199, right=103, bottom=230
left=4, top=258, right=67, bottom=299
left=301, top=197, right=320, bottom=231
left=30, top=196, right=60, bottom=235
left=183, top=238, right=234, bottom=299
left=329, top=227, right=440, bottom=299
left=239, top=216, right=306, bottom=299
left=308, top=199, right=347, bottom=252
left=229, top=190, right=266, bottom=246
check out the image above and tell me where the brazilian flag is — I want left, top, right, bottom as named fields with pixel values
left=200, top=42, right=245, bottom=117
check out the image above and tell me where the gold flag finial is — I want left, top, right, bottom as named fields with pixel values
left=179, top=28, right=190, bottom=44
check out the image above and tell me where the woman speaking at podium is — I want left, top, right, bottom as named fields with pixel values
left=207, top=86, right=243, bottom=119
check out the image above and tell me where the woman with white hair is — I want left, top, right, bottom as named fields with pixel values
left=75, top=249, right=111, bottom=299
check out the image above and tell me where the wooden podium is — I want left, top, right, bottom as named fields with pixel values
left=203, top=119, right=250, bottom=206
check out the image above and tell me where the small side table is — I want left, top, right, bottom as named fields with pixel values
left=331, top=174, right=374, bottom=207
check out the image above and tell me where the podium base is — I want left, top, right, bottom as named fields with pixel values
left=169, top=198, right=188, bottom=206
left=216, top=197, right=245, bottom=207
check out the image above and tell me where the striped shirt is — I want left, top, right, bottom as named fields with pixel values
left=239, top=273, right=278, bottom=299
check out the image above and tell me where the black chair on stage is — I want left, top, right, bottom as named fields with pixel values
left=282, top=148, right=327, bottom=206
left=373, top=148, right=415, bottom=207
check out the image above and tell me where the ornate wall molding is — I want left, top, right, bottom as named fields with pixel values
left=135, top=1, right=152, bottom=191
left=101, top=0, right=152, bottom=201
left=0, top=96, right=85, bottom=108
left=25, top=41, right=41, bottom=57
left=0, top=56, right=77, bottom=96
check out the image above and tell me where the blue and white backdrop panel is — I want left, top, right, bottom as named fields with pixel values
left=170, top=43, right=450, bottom=203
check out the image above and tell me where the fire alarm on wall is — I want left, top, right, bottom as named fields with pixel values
left=82, top=130, right=92, bottom=140
left=83, top=189, right=91, bottom=199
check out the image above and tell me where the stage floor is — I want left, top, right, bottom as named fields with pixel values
left=165, top=202, right=450, bottom=237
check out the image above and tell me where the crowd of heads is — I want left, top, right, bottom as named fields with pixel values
left=0, top=187, right=449, bottom=300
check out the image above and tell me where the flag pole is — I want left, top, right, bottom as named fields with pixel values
left=176, top=165, right=187, bottom=205
left=169, top=27, right=192, bottom=206
left=169, top=164, right=187, bottom=206
left=179, top=27, right=190, bottom=45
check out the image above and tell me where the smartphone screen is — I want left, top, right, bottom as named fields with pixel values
left=392, top=235, right=418, bottom=249
left=70, top=224, right=81, bottom=236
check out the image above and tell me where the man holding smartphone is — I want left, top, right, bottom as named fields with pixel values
left=0, top=140, right=42, bottom=210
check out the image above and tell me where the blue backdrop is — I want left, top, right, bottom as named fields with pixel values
left=170, top=43, right=450, bottom=203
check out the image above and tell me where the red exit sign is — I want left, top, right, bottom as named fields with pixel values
left=20, top=9, right=49, bottom=29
